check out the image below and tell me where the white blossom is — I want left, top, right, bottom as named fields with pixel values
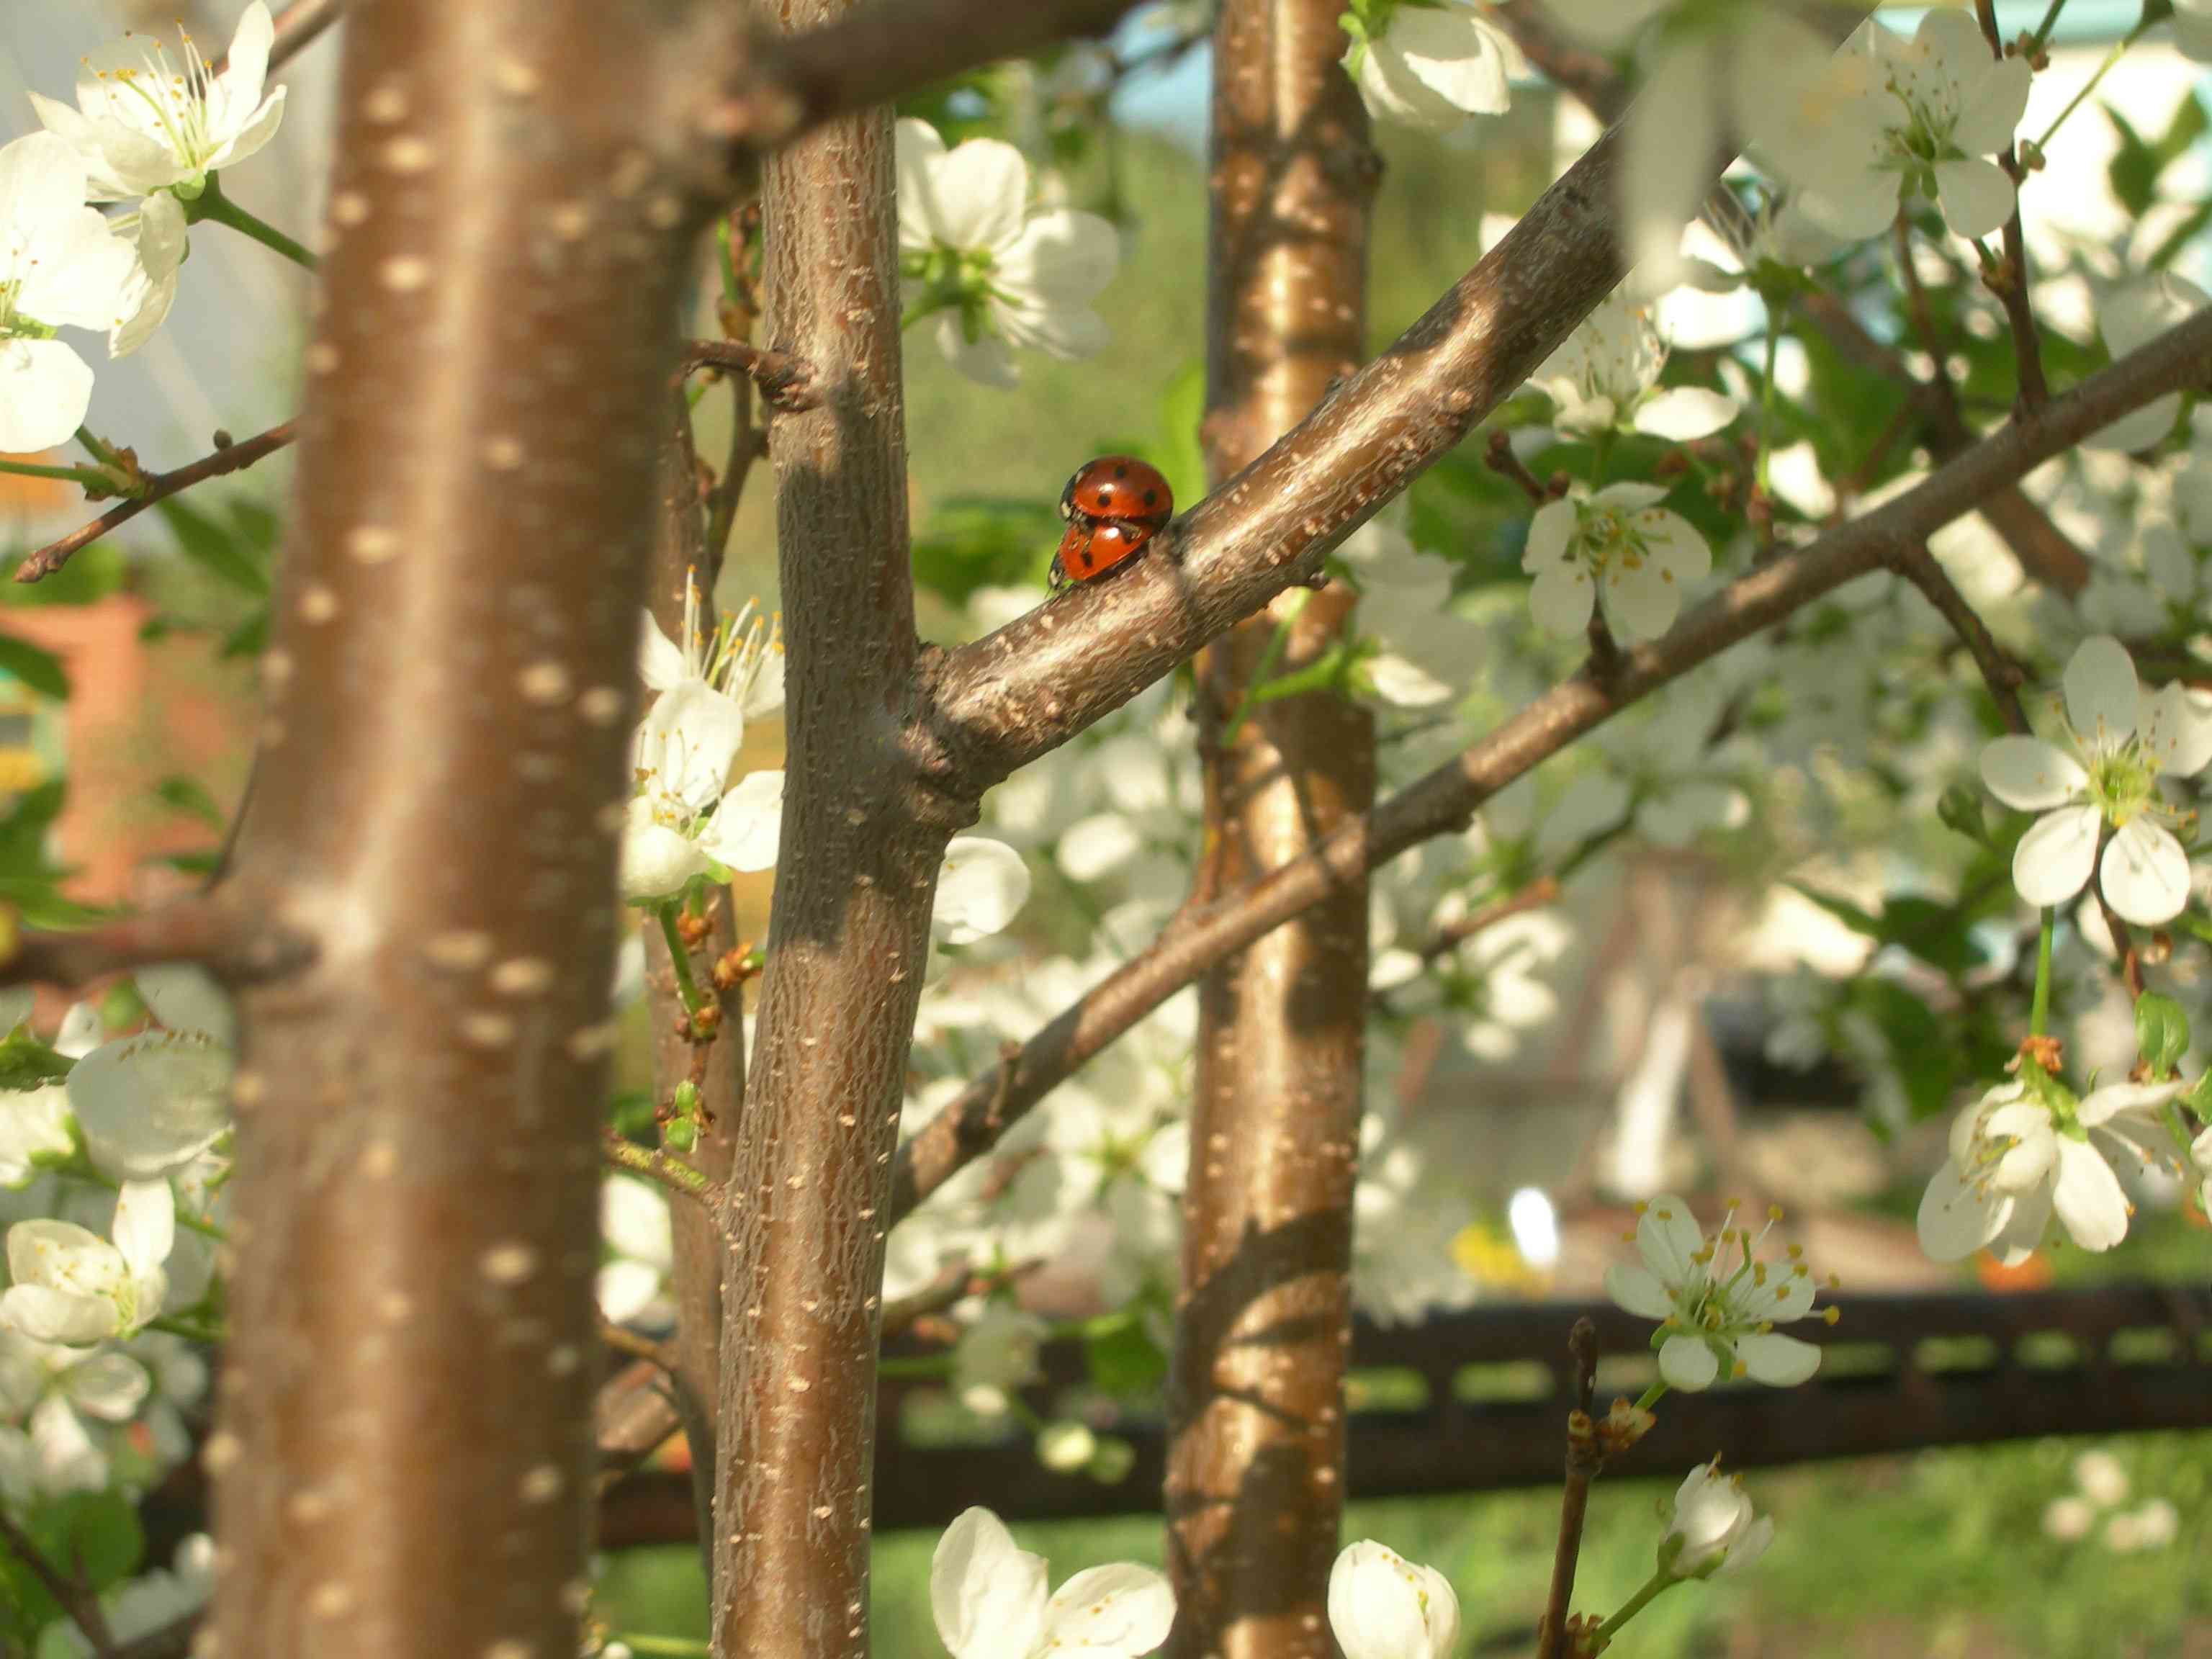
left=597, top=1177, right=673, bottom=1326
left=1777, top=10, right=2032, bottom=243
left=1979, top=636, right=2212, bottom=926
left=952, top=1302, right=1048, bottom=1413
left=0, top=133, right=145, bottom=449
left=1344, top=1, right=1514, bottom=132
left=930, top=1506, right=1173, bottom=1659
left=1527, top=295, right=1737, bottom=443
left=896, top=120, right=1119, bottom=389
left=32, top=2, right=287, bottom=352
left=622, top=583, right=786, bottom=903
left=1523, top=482, right=1711, bottom=642
left=1660, top=1462, right=1773, bottom=1579
left=1604, top=1195, right=1826, bottom=1391
left=1, top=1180, right=173, bottom=1346
left=1917, top=1076, right=2184, bottom=1263
left=1327, top=1539, right=1460, bottom=1659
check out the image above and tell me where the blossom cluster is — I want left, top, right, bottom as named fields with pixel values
left=0, top=3, right=284, bottom=449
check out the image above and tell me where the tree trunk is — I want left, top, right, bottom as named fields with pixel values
left=212, top=3, right=713, bottom=1650
left=1166, top=1, right=1376, bottom=1652
left=709, top=9, right=935, bottom=1652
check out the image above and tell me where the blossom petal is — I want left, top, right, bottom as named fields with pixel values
left=1953, top=55, right=2031, bottom=156
left=993, top=210, right=1119, bottom=309
left=1040, top=1562, right=1177, bottom=1654
left=2064, top=636, right=2139, bottom=749
left=2099, top=817, right=2191, bottom=927
left=1658, top=1333, right=1720, bottom=1391
left=638, top=610, right=690, bottom=692
left=2050, top=1136, right=2130, bottom=1252
left=1735, top=1331, right=1821, bottom=1386
left=1528, top=559, right=1594, bottom=637
left=1604, top=1262, right=1675, bottom=1321
left=112, top=1180, right=174, bottom=1282
left=1979, top=736, right=2085, bottom=811
left=1633, top=387, right=1737, bottom=441
left=932, top=313, right=1020, bottom=388
left=922, top=138, right=1029, bottom=253
left=2010, top=804, right=2101, bottom=909
left=894, top=119, right=950, bottom=253
left=1917, top=1158, right=2006, bottom=1262
left=0, top=338, right=94, bottom=454
left=1328, top=1540, right=1458, bottom=1659
left=699, top=769, right=784, bottom=875
left=67, top=1032, right=231, bottom=1181
left=933, top=837, right=1031, bottom=944
left=1522, top=499, right=1576, bottom=572
left=0, top=1283, right=116, bottom=1346
left=619, top=800, right=711, bottom=903
left=931, top=1509, right=1048, bottom=1659
left=1935, top=158, right=2015, bottom=240
left=2139, top=683, right=2212, bottom=779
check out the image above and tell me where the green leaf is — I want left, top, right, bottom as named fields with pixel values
left=2105, top=104, right=2159, bottom=217
left=2134, top=992, right=2190, bottom=1079
left=156, top=495, right=271, bottom=595
left=0, top=1022, right=71, bottom=1088
left=27, top=1488, right=143, bottom=1599
left=1084, top=1316, right=1166, bottom=1396
left=1937, top=783, right=1989, bottom=848
left=155, top=775, right=225, bottom=827
left=0, top=634, right=68, bottom=700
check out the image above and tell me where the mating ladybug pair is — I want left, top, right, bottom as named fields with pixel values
left=1051, top=455, right=1173, bottom=588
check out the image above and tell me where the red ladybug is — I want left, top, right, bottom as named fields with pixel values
left=1051, top=456, right=1173, bottom=587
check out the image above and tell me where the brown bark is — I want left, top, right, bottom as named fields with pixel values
left=211, top=3, right=722, bottom=1652
left=709, top=6, right=935, bottom=1652
left=1166, top=1, right=1374, bottom=1653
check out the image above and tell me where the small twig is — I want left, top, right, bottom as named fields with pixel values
left=1485, top=429, right=1552, bottom=504
left=680, top=338, right=821, bottom=412
left=603, top=1129, right=719, bottom=1206
left=880, top=1256, right=1043, bottom=1340
left=1886, top=546, right=2028, bottom=733
left=1535, top=1319, right=1602, bottom=1659
left=1974, top=0, right=2049, bottom=408
left=1414, top=878, right=1563, bottom=966
left=16, top=421, right=298, bottom=583
left=1586, top=610, right=1625, bottom=686
left=0, top=1506, right=118, bottom=1655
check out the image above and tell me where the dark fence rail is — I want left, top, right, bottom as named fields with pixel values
left=596, top=1285, right=2212, bottom=1544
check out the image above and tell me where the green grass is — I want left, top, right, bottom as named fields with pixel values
left=599, top=1431, right=2212, bottom=1658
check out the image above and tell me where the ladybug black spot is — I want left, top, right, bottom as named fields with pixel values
left=1142, top=489, right=1159, bottom=508
left=1113, top=464, right=1128, bottom=478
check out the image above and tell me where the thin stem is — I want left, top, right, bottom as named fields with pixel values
left=657, top=905, right=706, bottom=1017
left=2030, top=907, right=2056, bottom=1036
left=1887, top=546, right=2028, bottom=732
left=1536, top=1319, right=1603, bottom=1659
left=0, top=457, right=116, bottom=488
left=1591, top=1570, right=1677, bottom=1649
left=1633, top=1379, right=1669, bottom=1413
left=1217, top=597, right=1305, bottom=750
left=148, top=1313, right=225, bottom=1344
left=2031, top=0, right=2069, bottom=49
left=2036, top=27, right=2144, bottom=153
left=74, top=426, right=126, bottom=470
left=186, top=173, right=318, bottom=269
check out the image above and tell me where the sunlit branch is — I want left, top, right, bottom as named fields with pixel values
left=14, top=421, right=298, bottom=584
left=891, top=307, right=2212, bottom=1220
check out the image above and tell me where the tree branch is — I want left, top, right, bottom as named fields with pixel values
left=14, top=421, right=298, bottom=584
left=706, top=0, right=1143, bottom=153
left=917, top=9, right=1881, bottom=790
left=890, top=307, right=2212, bottom=1222
left=1887, top=545, right=2029, bottom=734
left=0, top=899, right=309, bottom=990
left=1974, top=0, right=2049, bottom=408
